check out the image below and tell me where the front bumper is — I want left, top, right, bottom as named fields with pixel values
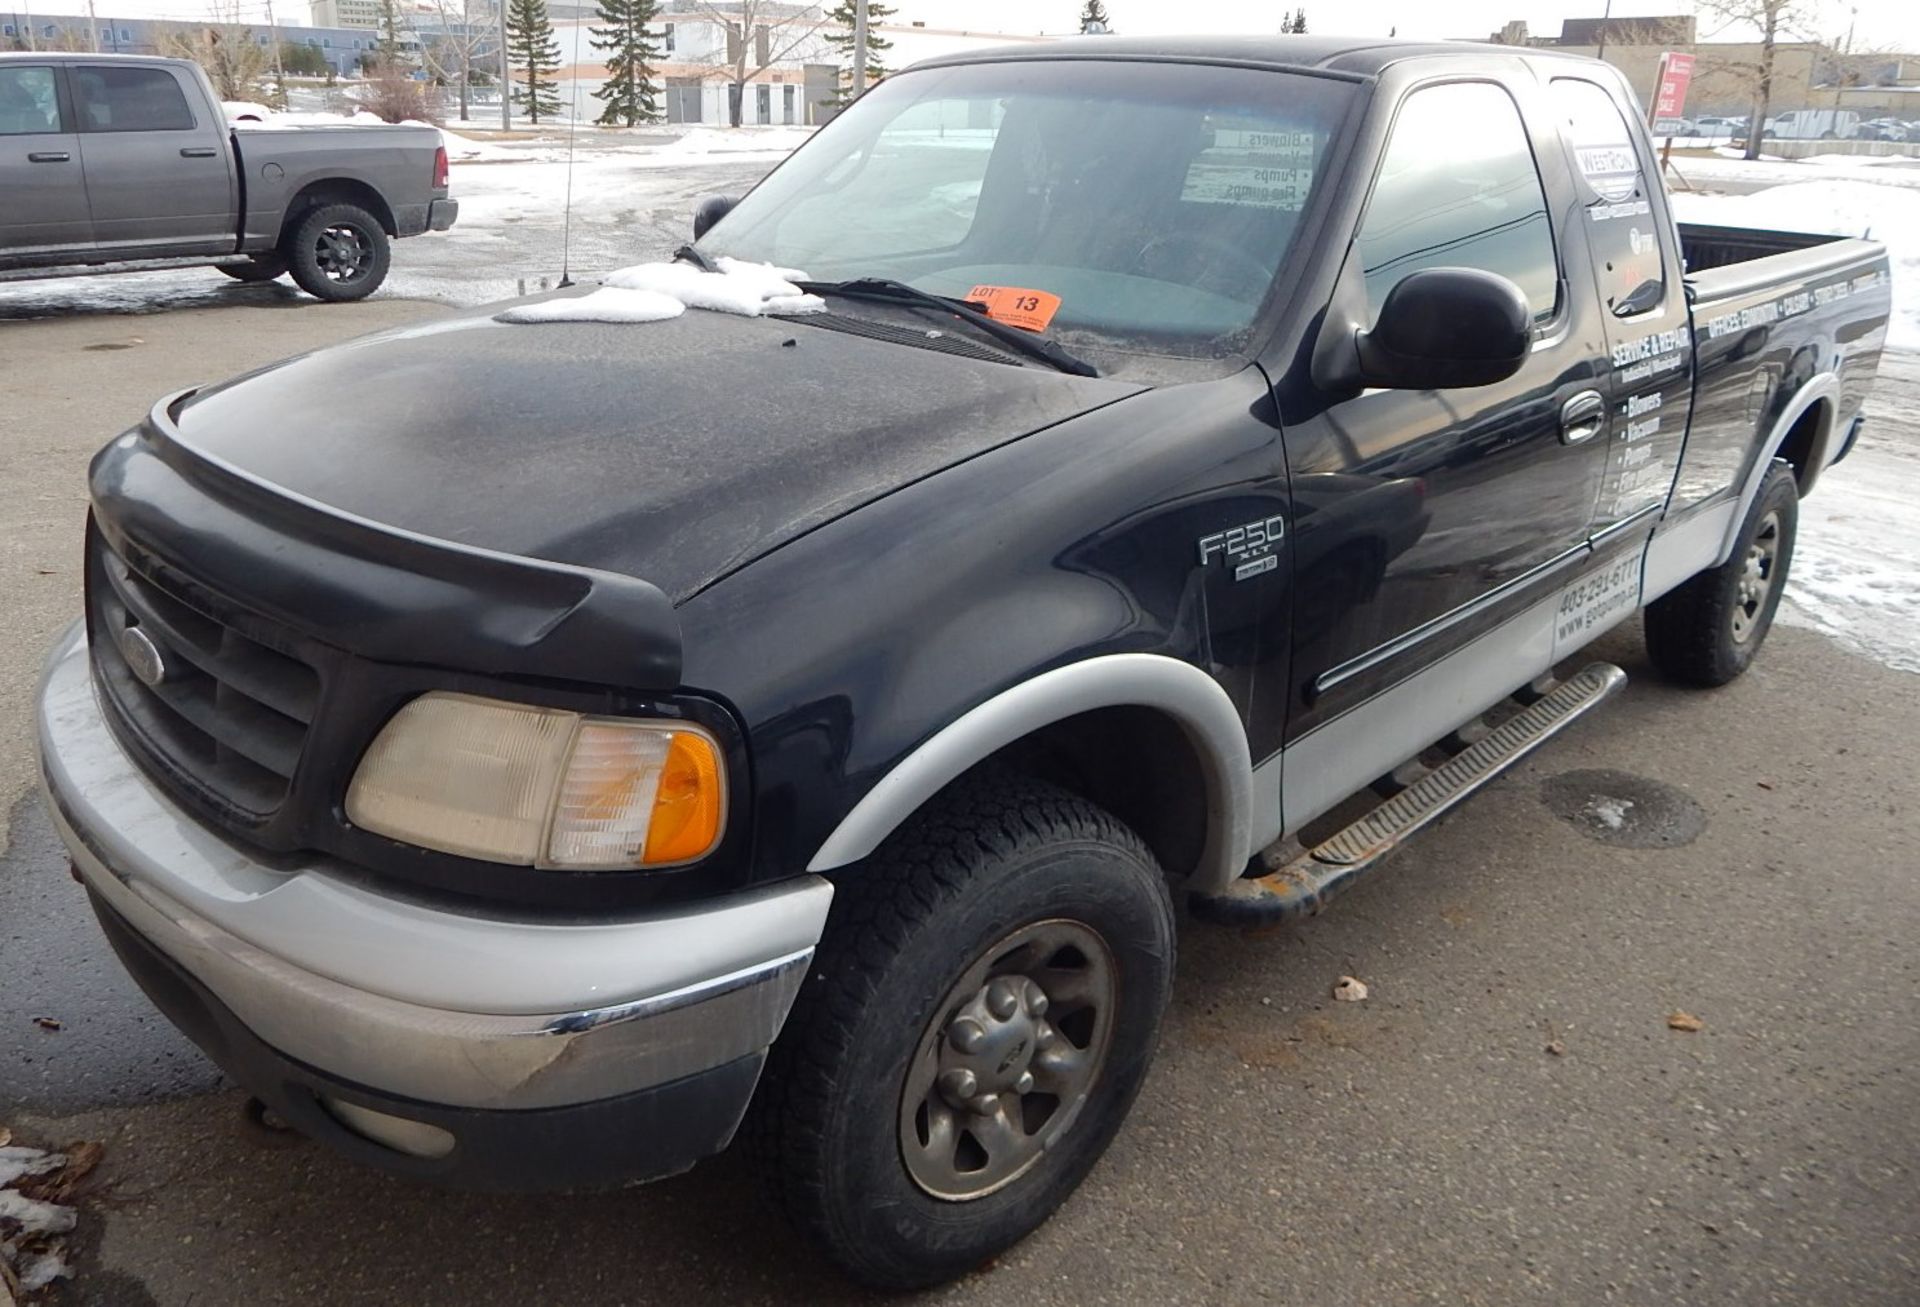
left=37, top=623, right=830, bottom=1187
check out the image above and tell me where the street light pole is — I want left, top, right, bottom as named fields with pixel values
left=498, top=0, right=510, bottom=129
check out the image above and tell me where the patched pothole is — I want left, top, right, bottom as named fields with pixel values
left=1539, top=769, right=1707, bottom=848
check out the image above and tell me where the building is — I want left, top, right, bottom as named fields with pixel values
left=1480, top=14, right=1920, bottom=119
left=547, top=2, right=1051, bottom=126
left=309, top=0, right=385, bottom=30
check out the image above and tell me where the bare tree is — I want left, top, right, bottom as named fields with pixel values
left=1694, top=0, right=1828, bottom=159
left=157, top=3, right=272, bottom=102
left=687, top=1, right=828, bottom=127
left=410, top=0, right=498, bottom=122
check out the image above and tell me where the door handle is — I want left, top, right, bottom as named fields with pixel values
left=179, top=147, right=219, bottom=158
left=27, top=151, right=71, bottom=163
left=1560, top=390, right=1607, bottom=445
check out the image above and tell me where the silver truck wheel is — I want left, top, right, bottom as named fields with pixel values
left=899, top=918, right=1116, bottom=1201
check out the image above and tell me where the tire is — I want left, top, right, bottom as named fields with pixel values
left=283, top=203, right=390, bottom=302
left=1644, top=461, right=1798, bottom=687
left=217, top=253, right=288, bottom=283
left=749, top=771, right=1176, bottom=1290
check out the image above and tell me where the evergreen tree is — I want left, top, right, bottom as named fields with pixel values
left=1289, top=8, right=1308, bottom=33
left=506, top=0, right=561, bottom=122
left=1078, top=0, right=1111, bottom=33
left=821, top=0, right=893, bottom=108
left=376, top=0, right=406, bottom=61
left=590, top=0, right=662, bottom=126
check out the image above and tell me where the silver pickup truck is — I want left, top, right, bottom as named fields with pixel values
left=1, top=52, right=456, bottom=301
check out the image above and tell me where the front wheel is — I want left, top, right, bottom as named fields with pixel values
left=1644, top=461, right=1798, bottom=686
left=283, top=203, right=391, bottom=302
left=749, top=772, right=1176, bottom=1290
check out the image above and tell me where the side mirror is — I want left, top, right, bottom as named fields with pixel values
left=1355, top=268, right=1532, bottom=391
left=693, top=194, right=740, bottom=241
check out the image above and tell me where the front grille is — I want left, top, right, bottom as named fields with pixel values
left=87, top=531, right=320, bottom=817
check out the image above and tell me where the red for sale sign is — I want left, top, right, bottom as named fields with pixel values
left=1650, top=51, right=1696, bottom=135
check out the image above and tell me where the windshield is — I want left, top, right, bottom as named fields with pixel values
left=700, top=60, right=1351, bottom=358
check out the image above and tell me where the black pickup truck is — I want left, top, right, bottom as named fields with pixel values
left=36, top=36, right=1890, bottom=1290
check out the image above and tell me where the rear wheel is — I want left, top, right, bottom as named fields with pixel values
left=1644, top=462, right=1798, bottom=686
left=218, top=253, right=288, bottom=283
left=283, top=203, right=391, bottom=302
left=749, top=771, right=1176, bottom=1290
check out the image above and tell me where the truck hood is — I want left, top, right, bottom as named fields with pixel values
left=174, top=305, right=1144, bottom=603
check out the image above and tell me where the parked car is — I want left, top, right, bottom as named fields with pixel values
left=1693, top=114, right=1745, bottom=141
left=36, top=35, right=1891, bottom=1289
left=1762, top=107, right=1861, bottom=140
left=0, top=53, right=456, bottom=300
left=1857, top=117, right=1909, bottom=142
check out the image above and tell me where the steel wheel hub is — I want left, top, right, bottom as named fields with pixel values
left=899, top=919, right=1116, bottom=1201
left=1731, top=510, right=1781, bottom=642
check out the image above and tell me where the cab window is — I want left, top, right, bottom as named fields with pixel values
left=1549, top=77, right=1667, bottom=316
left=1355, top=81, right=1560, bottom=325
left=72, top=65, right=195, bottom=132
left=0, top=66, right=61, bottom=135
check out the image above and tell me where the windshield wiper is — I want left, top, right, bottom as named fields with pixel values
left=673, top=243, right=720, bottom=273
left=792, top=277, right=1099, bottom=377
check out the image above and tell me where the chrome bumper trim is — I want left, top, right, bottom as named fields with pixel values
left=37, top=623, right=828, bottom=1110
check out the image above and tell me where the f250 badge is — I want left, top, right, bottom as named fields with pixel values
left=1197, top=515, right=1287, bottom=581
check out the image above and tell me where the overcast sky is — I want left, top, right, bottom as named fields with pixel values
left=10, top=0, right=1917, bottom=53
left=916, top=0, right=1916, bottom=49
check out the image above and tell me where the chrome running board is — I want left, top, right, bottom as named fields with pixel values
left=1192, top=663, right=1627, bottom=926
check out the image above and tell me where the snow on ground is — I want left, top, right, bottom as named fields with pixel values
left=1671, top=149, right=1920, bottom=191
left=1781, top=419, right=1920, bottom=676
left=1671, top=181, right=1919, bottom=350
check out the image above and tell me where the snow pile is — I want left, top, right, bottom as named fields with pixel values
left=496, top=286, right=685, bottom=324
left=656, top=126, right=814, bottom=158
left=499, top=256, right=823, bottom=325
left=436, top=126, right=519, bottom=163
left=1672, top=181, right=1918, bottom=350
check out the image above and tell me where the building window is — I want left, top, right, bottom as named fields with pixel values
left=118, top=27, right=130, bottom=40
left=2, top=25, right=15, bottom=37
left=322, top=37, right=332, bottom=47
left=756, top=82, right=770, bottom=123
left=662, top=22, right=674, bottom=53
left=100, top=26, right=111, bottom=41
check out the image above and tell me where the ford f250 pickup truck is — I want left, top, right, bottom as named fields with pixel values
left=35, top=36, right=1889, bottom=1290
left=0, top=52, right=455, bottom=301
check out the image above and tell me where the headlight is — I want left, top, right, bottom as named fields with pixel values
left=345, top=692, right=726, bottom=870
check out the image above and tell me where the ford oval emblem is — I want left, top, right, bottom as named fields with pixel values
left=118, top=626, right=167, bottom=688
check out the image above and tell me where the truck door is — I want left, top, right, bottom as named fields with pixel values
left=1545, top=76, right=1694, bottom=547
left=1280, top=75, right=1615, bottom=751
left=70, top=63, right=234, bottom=256
left=0, top=63, right=92, bottom=257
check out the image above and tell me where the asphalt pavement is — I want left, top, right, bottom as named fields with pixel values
left=1, top=298, right=1916, bottom=1305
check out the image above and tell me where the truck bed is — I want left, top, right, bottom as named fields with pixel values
left=1678, top=222, right=1847, bottom=274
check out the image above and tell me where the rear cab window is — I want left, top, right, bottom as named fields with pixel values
left=1354, top=80, right=1562, bottom=327
left=72, top=65, right=196, bottom=132
left=0, top=65, right=61, bottom=135
left=1548, top=77, right=1668, bottom=317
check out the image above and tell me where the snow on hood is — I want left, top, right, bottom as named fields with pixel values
left=496, top=257, right=824, bottom=324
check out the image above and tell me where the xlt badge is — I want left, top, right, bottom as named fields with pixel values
left=1197, top=514, right=1287, bottom=581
